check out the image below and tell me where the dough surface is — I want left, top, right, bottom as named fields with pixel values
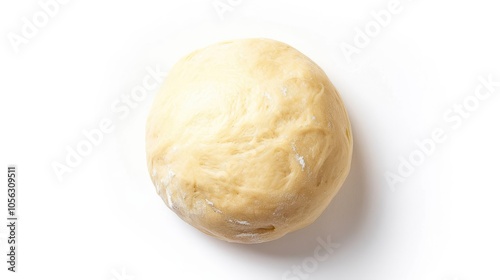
left=146, top=38, right=352, bottom=243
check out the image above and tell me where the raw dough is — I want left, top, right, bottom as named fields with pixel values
left=146, top=38, right=352, bottom=243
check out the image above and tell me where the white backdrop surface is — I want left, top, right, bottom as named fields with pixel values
left=0, top=1, right=499, bottom=280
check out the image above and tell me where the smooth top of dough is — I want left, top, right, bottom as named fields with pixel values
left=146, top=38, right=352, bottom=243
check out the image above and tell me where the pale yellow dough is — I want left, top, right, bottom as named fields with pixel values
left=146, top=38, right=352, bottom=244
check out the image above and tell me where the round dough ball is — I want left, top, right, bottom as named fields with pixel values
left=146, top=38, right=352, bottom=244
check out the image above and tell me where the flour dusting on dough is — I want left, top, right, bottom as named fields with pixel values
left=295, top=154, right=306, bottom=170
left=292, top=144, right=306, bottom=170
left=161, top=168, right=176, bottom=187
left=166, top=189, right=173, bottom=209
left=229, top=219, right=250, bottom=225
left=236, top=233, right=258, bottom=238
left=206, top=199, right=222, bottom=214
left=160, top=168, right=176, bottom=209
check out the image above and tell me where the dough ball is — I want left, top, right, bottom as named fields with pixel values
left=146, top=38, right=352, bottom=244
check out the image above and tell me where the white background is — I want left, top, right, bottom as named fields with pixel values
left=1, top=0, right=499, bottom=279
